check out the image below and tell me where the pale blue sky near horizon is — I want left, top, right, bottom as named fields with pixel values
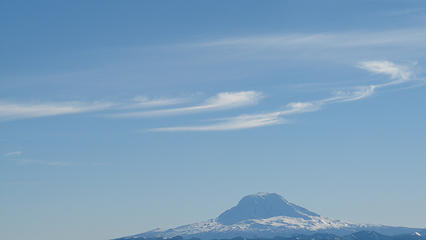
left=1, top=1, right=426, bottom=240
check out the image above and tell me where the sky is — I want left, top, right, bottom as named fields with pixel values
left=1, top=1, right=426, bottom=240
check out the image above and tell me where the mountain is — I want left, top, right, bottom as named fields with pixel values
left=116, top=193, right=425, bottom=240
left=217, top=193, right=319, bottom=225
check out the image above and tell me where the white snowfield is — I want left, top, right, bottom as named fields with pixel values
left=120, top=193, right=424, bottom=239
left=134, top=216, right=368, bottom=239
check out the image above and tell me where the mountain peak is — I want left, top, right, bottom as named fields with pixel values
left=216, top=192, right=320, bottom=225
left=250, top=192, right=286, bottom=199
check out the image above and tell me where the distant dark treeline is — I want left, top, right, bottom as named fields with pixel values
left=118, top=231, right=424, bottom=240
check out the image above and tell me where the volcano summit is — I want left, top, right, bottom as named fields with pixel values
left=117, top=193, right=425, bottom=239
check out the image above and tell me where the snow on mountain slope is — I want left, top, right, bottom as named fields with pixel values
left=117, top=193, right=425, bottom=240
left=124, top=216, right=362, bottom=239
left=217, top=192, right=319, bottom=225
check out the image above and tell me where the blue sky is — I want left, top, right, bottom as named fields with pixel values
left=1, top=1, right=426, bottom=240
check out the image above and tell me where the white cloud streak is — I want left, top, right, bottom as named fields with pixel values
left=382, top=8, right=426, bottom=17
left=111, top=91, right=263, bottom=118
left=14, top=159, right=70, bottom=167
left=0, top=96, right=186, bottom=121
left=150, top=101, right=322, bottom=132
left=190, top=29, right=426, bottom=63
left=4, top=151, right=22, bottom=157
left=0, top=101, right=114, bottom=121
left=0, top=92, right=260, bottom=121
left=151, top=61, right=415, bottom=132
left=358, top=60, right=412, bottom=86
left=198, top=29, right=426, bottom=49
left=123, top=96, right=187, bottom=109
left=151, top=112, right=283, bottom=132
left=3, top=151, right=69, bottom=166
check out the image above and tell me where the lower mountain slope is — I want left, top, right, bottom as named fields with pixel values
left=116, top=231, right=425, bottom=240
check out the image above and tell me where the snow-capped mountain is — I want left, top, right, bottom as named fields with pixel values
left=217, top=192, right=320, bottom=225
left=117, top=193, right=425, bottom=239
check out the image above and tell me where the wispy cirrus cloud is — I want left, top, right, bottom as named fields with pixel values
left=358, top=60, right=413, bottom=86
left=150, top=61, right=417, bottom=132
left=14, top=159, right=71, bottom=167
left=149, top=93, right=364, bottom=132
left=0, top=60, right=420, bottom=132
left=381, top=8, right=426, bottom=17
left=150, top=102, right=318, bottom=132
left=3, top=151, right=70, bottom=167
left=0, top=101, right=114, bottom=121
left=151, top=112, right=284, bottom=132
left=4, top=151, right=22, bottom=157
left=190, top=29, right=426, bottom=64
left=197, top=29, right=426, bottom=49
left=111, top=91, right=263, bottom=118
left=0, top=95, right=186, bottom=121
left=0, top=92, right=261, bottom=121
left=123, top=96, right=187, bottom=109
